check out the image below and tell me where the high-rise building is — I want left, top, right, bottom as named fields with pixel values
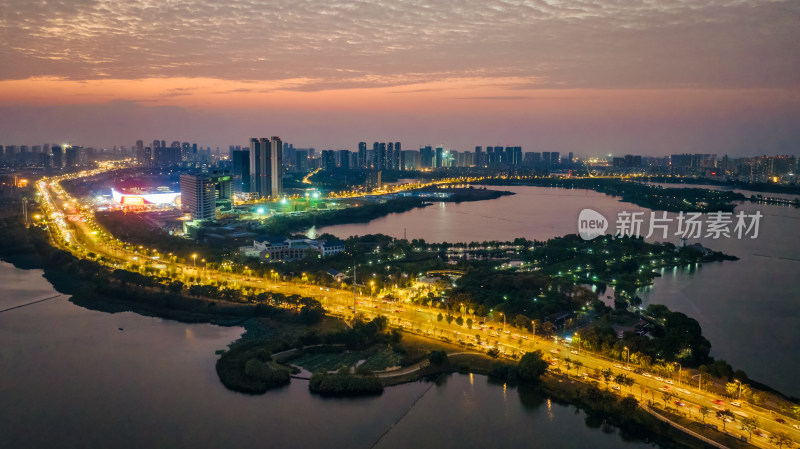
left=435, top=146, right=444, bottom=168
left=269, top=136, right=283, bottom=198
left=358, top=142, right=367, bottom=169
left=135, top=140, right=145, bottom=165
left=250, top=138, right=268, bottom=197
left=338, top=150, right=351, bottom=170
left=231, top=149, right=250, bottom=192
left=321, top=150, right=337, bottom=171
left=420, top=146, right=433, bottom=168
left=180, top=173, right=232, bottom=220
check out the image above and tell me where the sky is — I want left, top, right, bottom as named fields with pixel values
left=0, top=0, right=798, bottom=156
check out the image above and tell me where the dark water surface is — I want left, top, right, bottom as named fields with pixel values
left=317, top=185, right=800, bottom=397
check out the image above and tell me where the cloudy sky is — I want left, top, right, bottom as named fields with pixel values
left=1, top=0, right=798, bottom=155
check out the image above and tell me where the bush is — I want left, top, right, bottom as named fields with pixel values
left=518, top=350, right=548, bottom=383
left=428, top=350, right=448, bottom=366
left=309, top=373, right=384, bottom=396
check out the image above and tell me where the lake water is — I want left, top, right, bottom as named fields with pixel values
left=317, top=185, right=800, bottom=397
left=0, top=261, right=654, bottom=449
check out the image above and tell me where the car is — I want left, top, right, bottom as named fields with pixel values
left=581, top=372, right=589, bottom=377
left=793, top=424, right=800, bottom=431
left=570, top=350, right=579, bottom=355
left=713, top=399, right=725, bottom=405
left=642, top=372, right=652, bottom=378
left=611, top=385, right=620, bottom=390
left=674, top=400, right=685, bottom=407
left=776, top=418, right=786, bottom=424
left=678, top=388, right=691, bottom=395
left=731, top=401, right=741, bottom=407
left=623, top=366, right=632, bottom=371
left=665, top=379, right=674, bottom=385
left=733, top=411, right=748, bottom=418
left=613, top=364, right=623, bottom=369
left=654, top=376, right=663, bottom=381
left=550, top=349, right=559, bottom=354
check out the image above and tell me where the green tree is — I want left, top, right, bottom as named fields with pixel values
left=487, top=348, right=500, bottom=359
left=466, top=318, right=473, bottom=329
left=739, top=416, right=759, bottom=440
left=716, top=409, right=735, bottom=431
left=518, top=350, right=548, bottom=383
left=428, top=351, right=448, bottom=366
left=445, top=314, right=454, bottom=324
left=726, top=382, right=739, bottom=397
left=437, top=312, right=444, bottom=322
left=699, top=406, right=710, bottom=423
left=455, top=316, right=464, bottom=326
left=769, top=431, right=795, bottom=449
left=601, top=368, right=613, bottom=388
left=661, top=391, right=672, bottom=408
left=620, top=395, right=639, bottom=417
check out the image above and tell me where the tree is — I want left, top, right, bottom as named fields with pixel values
left=513, top=314, right=530, bottom=331
left=769, top=431, right=795, bottom=449
left=661, top=391, right=672, bottom=408
left=739, top=416, right=759, bottom=440
left=726, top=382, right=739, bottom=397
left=601, top=368, right=613, bottom=388
left=620, top=395, right=639, bottom=417
left=466, top=318, right=473, bottom=329
left=751, top=392, right=766, bottom=406
left=518, top=350, right=548, bottom=383
left=428, top=351, right=448, bottom=366
left=699, top=406, right=710, bottom=423
left=445, top=314, right=454, bottom=324
left=437, top=312, right=444, bottom=322
left=455, top=316, right=464, bottom=326
left=716, top=409, right=735, bottom=431
left=487, top=348, right=500, bottom=359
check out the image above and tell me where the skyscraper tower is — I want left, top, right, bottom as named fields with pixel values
left=250, top=138, right=269, bottom=197
left=358, top=142, right=367, bottom=169
left=269, top=136, right=283, bottom=198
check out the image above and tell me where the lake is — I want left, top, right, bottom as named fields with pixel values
left=316, top=185, right=800, bottom=397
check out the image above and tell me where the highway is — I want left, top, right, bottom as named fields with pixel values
left=35, top=164, right=800, bottom=449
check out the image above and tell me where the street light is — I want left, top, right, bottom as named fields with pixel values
left=674, top=362, right=682, bottom=385
left=623, top=346, right=630, bottom=367
left=734, top=379, right=742, bottom=400
left=192, top=253, right=197, bottom=270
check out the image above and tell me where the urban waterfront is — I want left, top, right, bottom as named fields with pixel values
left=317, top=185, right=800, bottom=397
left=0, top=261, right=655, bottom=449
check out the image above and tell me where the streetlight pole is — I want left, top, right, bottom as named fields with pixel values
left=674, top=362, right=682, bottom=385
left=735, top=379, right=741, bottom=400
left=624, top=346, right=629, bottom=368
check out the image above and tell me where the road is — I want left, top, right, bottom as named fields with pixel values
left=35, top=165, right=800, bottom=449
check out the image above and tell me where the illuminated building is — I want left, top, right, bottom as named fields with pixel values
left=180, top=172, right=232, bottom=220
left=249, top=136, right=283, bottom=198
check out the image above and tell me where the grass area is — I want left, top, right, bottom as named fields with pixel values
left=292, top=345, right=403, bottom=373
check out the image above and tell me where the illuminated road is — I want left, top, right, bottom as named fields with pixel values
left=34, top=165, right=799, bottom=449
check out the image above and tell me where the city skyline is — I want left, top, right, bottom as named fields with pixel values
left=1, top=0, right=799, bottom=155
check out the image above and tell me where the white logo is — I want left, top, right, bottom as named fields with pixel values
left=578, top=209, right=608, bottom=240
